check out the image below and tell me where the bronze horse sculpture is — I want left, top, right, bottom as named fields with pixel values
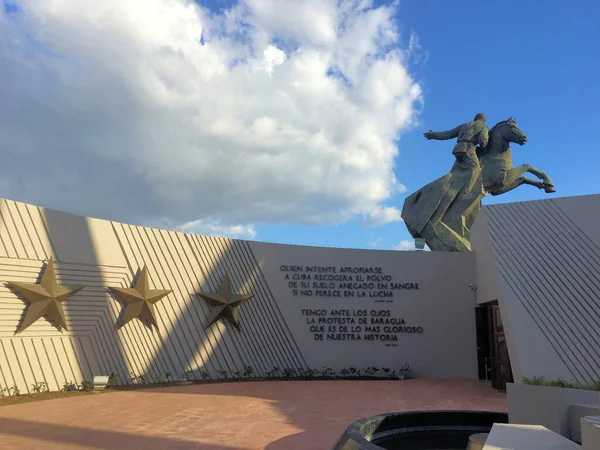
left=479, top=117, right=554, bottom=196
left=401, top=117, right=555, bottom=252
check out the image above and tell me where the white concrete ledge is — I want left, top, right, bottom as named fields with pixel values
left=581, top=415, right=600, bottom=450
left=93, top=375, right=109, bottom=391
left=483, top=423, right=581, bottom=450
left=507, top=383, right=600, bottom=438
left=569, top=404, right=600, bottom=443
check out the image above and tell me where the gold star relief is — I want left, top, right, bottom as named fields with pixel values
left=109, top=266, right=172, bottom=329
left=7, top=257, right=82, bottom=333
left=197, top=273, right=253, bottom=331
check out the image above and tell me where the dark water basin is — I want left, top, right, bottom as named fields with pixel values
left=331, top=410, right=508, bottom=449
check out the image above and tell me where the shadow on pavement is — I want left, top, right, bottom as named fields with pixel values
left=0, top=417, right=240, bottom=450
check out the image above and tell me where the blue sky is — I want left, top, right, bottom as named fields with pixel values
left=249, top=0, right=600, bottom=249
left=1, top=0, right=599, bottom=251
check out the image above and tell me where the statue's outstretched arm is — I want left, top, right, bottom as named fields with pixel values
left=424, top=126, right=460, bottom=140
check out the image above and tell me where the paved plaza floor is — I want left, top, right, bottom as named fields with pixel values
left=0, top=379, right=506, bottom=450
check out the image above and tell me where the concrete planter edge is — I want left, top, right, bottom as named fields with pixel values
left=507, top=382, right=600, bottom=441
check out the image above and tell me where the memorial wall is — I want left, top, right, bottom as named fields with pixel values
left=0, top=197, right=479, bottom=394
left=251, top=242, right=478, bottom=377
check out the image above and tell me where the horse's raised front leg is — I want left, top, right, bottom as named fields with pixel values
left=523, top=164, right=556, bottom=193
left=488, top=166, right=545, bottom=196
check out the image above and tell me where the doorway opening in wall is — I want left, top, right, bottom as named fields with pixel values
left=475, top=300, right=513, bottom=392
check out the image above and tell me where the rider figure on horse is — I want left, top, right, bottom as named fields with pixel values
left=422, top=113, right=489, bottom=194
left=423, top=113, right=489, bottom=173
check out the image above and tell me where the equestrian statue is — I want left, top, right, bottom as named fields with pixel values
left=401, top=114, right=555, bottom=252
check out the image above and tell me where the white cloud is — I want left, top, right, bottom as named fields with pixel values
left=0, top=0, right=423, bottom=231
left=368, top=237, right=382, bottom=248
left=176, top=219, right=257, bottom=240
left=394, top=239, right=430, bottom=251
left=263, top=44, right=286, bottom=74
left=363, top=205, right=403, bottom=226
left=395, top=240, right=416, bottom=250
left=155, top=215, right=257, bottom=239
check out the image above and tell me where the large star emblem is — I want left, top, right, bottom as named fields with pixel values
left=109, top=266, right=172, bottom=329
left=197, top=273, right=253, bottom=331
left=7, top=257, right=83, bottom=333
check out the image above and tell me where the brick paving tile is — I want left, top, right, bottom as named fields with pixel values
left=0, top=379, right=505, bottom=450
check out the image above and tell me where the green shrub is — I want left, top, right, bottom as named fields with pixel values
left=522, top=376, right=600, bottom=391
left=266, top=368, right=279, bottom=378
left=108, top=373, right=119, bottom=386
left=63, top=381, right=77, bottom=391
left=31, top=381, right=49, bottom=393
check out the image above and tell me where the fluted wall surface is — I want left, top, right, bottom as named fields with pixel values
left=0, top=198, right=305, bottom=394
left=473, top=194, right=600, bottom=384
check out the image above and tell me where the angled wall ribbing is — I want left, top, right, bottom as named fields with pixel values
left=484, top=197, right=600, bottom=383
left=0, top=197, right=307, bottom=394
left=110, top=223, right=307, bottom=378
